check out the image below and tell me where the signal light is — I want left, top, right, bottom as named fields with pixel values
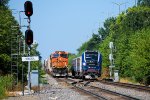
left=25, top=29, right=33, bottom=45
left=24, top=1, right=33, bottom=17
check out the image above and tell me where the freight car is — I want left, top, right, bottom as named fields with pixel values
left=47, top=51, right=69, bottom=77
left=44, top=58, right=51, bottom=74
left=71, top=50, right=102, bottom=79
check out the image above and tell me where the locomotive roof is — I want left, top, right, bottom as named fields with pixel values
left=51, top=51, right=68, bottom=55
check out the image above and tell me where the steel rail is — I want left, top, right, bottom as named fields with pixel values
left=65, top=78, right=140, bottom=100
left=74, top=85, right=108, bottom=100
left=88, top=85, right=139, bottom=100
left=99, top=80, right=150, bottom=93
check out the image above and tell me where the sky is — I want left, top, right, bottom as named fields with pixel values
left=9, top=0, right=135, bottom=61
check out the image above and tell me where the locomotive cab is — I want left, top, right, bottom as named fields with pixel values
left=71, top=50, right=102, bottom=79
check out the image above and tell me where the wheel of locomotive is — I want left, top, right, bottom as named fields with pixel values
left=53, top=75, right=56, bottom=78
left=82, top=75, right=85, bottom=80
left=64, top=68, right=67, bottom=78
left=71, top=68, right=75, bottom=76
left=65, top=74, right=68, bottom=78
left=98, top=70, right=101, bottom=77
left=65, top=70, right=68, bottom=78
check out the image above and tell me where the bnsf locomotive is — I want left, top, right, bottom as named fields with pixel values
left=71, top=50, right=102, bottom=79
left=45, top=51, right=68, bottom=77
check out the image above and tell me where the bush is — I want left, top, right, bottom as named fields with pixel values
left=0, top=75, right=13, bottom=99
left=143, top=75, right=150, bottom=86
left=0, top=84, right=6, bottom=99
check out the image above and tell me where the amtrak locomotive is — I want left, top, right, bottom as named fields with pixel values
left=71, top=50, right=102, bottom=79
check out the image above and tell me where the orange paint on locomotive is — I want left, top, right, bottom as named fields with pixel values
left=50, top=51, right=68, bottom=68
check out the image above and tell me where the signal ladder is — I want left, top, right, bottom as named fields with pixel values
left=11, top=26, right=24, bottom=89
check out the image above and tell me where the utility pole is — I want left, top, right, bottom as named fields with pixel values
left=112, top=2, right=128, bottom=14
left=135, top=0, right=137, bottom=7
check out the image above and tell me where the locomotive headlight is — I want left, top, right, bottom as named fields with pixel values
left=83, top=62, right=86, bottom=66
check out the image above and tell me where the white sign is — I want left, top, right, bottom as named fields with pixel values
left=22, top=56, right=39, bottom=62
left=109, top=65, right=115, bottom=68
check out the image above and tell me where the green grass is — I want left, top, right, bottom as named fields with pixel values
left=0, top=75, right=13, bottom=99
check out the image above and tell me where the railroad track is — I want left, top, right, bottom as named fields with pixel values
left=57, top=78, right=139, bottom=100
left=69, top=75, right=150, bottom=93
left=99, top=80, right=150, bottom=93
left=76, top=80, right=140, bottom=100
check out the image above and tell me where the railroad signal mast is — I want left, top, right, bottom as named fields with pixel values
left=24, top=1, right=33, bottom=94
left=109, top=42, right=114, bottom=79
left=109, top=42, right=119, bottom=82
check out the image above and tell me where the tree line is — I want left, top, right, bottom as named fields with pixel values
left=69, top=0, right=150, bottom=85
left=0, top=0, right=42, bottom=81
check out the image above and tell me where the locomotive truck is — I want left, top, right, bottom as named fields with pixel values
left=71, top=50, right=102, bottom=79
left=45, top=51, right=68, bottom=77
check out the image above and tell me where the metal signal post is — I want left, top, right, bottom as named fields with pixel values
left=24, top=1, right=33, bottom=94
left=27, top=46, right=31, bottom=93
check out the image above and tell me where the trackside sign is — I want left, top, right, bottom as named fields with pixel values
left=22, top=56, right=39, bottom=62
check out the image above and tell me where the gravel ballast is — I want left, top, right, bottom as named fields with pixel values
left=90, top=82, right=150, bottom=100
left=6, top=74, right=150, bottom=100
left=6, top=74, right=90, bottom=100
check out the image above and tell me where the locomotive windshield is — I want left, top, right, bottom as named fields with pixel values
left=52, top=54, right=59, bottom=58
left=85, top=52, right=98, bottom=61
left=60, top=54, right=68, bottom=58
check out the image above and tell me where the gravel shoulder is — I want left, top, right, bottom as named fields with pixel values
left=5, top=74, right=91, bottom=100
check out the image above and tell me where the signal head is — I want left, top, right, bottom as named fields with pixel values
left=24, top=1, right=33, bottom=17
left=25, top=29, right=33, bottom=45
